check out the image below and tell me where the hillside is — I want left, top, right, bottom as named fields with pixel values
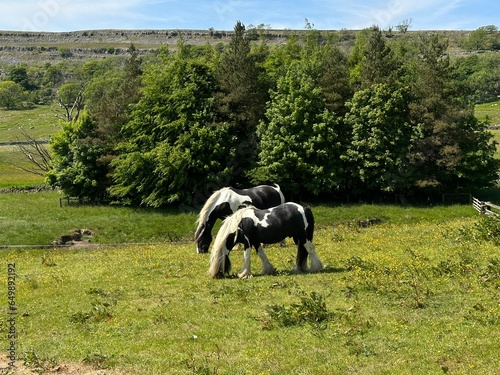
left=0, top=28, right=288, bottom=64
left=0, top=28, right=471, bottom=65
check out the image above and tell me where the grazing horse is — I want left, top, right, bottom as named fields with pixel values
left=194, top=184, right=284, bottom=253
left=208, top=202, right=323, bottom=278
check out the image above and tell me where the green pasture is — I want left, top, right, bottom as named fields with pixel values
left=0, top=207, right=499, bottom=374
left=0, top=106, right=61, bottom=142
left=475, top=100, right=500, bottom=125
left=0, top=146, right=46, bottom=188
left=0, top=106, right=58, bottom=188
left=0, top=190, right=478, bottom=246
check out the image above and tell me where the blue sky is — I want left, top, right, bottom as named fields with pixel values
left=0, top=0, right=498, bottom=32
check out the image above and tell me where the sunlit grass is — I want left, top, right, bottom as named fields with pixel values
left=0, top=191, right=479, bottom=246
left=476, top=100, right=500, bottom=125
left=1, top=216, right=498, bottom=374
left=0, top=106, right=61, bottom=142
left=0, top=146, right=46, bottom=188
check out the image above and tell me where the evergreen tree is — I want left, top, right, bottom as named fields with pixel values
left=318, top=44, right=353, bottom=116
left=406, top=34, right=499, bottom=191
left=215, top=21, right=268, bottom=182
left=9, top=65, right=35, bottom=91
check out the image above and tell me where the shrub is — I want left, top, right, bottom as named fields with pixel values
left=263, top=291, right=332, bottom=329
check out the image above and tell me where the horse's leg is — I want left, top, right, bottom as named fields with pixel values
left=237, top=245, right=253, bottom=279
left=256, top=245, right=275, bottom=275
left=304, top=240, right=323, bottom=272
left=293, top=238, right=309, bottom=273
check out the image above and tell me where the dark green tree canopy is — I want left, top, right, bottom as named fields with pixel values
left=44, top=23, right=500, bottom=206
left=252, top=59, right=343, bottom=197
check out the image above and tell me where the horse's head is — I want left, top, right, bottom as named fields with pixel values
left=195, top=222, right=212, bottom=253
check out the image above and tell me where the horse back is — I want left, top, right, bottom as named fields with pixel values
left=231, top=184, right=284, bottom=209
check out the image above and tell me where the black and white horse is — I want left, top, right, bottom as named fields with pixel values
left=208, top=202, right=323, bottom=278
left=194, top=184, right=284, bottom=253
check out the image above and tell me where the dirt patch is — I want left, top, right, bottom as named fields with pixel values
left=52, top=229, right=95, bottom=247
left=0, top=358, right=128, bottom=374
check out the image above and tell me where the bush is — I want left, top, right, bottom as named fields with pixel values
left=263, top=291, right=332, bottom=329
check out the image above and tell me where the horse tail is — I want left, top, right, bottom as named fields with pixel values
left=304, top=206, right=314, bottom=242
left=208, top=236, right=230, bottom=278
left=271, top=183, right=285, bottom=204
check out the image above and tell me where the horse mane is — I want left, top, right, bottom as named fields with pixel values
left=195, top=187, right=232, bottom=229
left=208, top=206, right=254, bottom=277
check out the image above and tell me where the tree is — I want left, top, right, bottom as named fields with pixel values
left=9, top=65, right=35, bottom=91
left=58, top=47, right=73, bottom=59
left=0, top=81, right=27, bottom=109
left=343, top=84, right=419, bottom=192
left=348, top=27, right=399, bottom=89
left=55, top=82, right=85, bottom=122
left=47, top=110, right=114, bottom=202
left=406, top=34, right=499, bottom=191
left=462, top=25, right=499, bottom=51
left=396, top=18, right=412, bottom=34
left=84, top=44, right=143, bottom=136
left=15, top=128, right=52, bottom=176
left=110, top=49, right=235, bottom=206
left=452, top=52, right=500, bottom=104
left=252, top=60, right=343, bottom=197
left=215, top=21, right=268, bottom=180
left=358, top=27, right=399, bottom=89
left=318, top=44, right=353, bottom=116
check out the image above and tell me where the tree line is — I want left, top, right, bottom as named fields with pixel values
left=3, top=23, right=500, bottom=206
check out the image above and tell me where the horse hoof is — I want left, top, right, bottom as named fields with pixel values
left=261, top=267, right=276, bottom=275
left=238, top=271, right=253, bottom=279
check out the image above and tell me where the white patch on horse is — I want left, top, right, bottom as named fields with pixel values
left=217, top=189, right=252, bottom=215
left=245, top=207, right=274, bottom=227
left=293, top=203, right=310, bottom=230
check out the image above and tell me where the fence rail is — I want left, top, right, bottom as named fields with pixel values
left=471, top=197, right=500, bottom=216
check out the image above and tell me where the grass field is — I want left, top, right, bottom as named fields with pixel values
left=0, top=106, right=61, bottom=142
left=0, top=207, right=499, bottom=374
left=475, top=100, right=500, bottom=125
left=0, top=146, right=46, bottom=188
left=0, top=106, right=59, bottom=188
left=0, top=190, right=479, bottom=247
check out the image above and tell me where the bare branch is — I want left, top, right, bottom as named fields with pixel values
left=54, top=84, right=86, bottom=122
left=15, top=128, right=52, bottom=176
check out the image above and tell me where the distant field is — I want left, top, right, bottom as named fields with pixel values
left=0, top=145, right=46, bottom=187
left=0, top=106, right=57, bottom=187
left=475, top=100, right=500, bottom=125
left=0, top=105, right=61, bottom=142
